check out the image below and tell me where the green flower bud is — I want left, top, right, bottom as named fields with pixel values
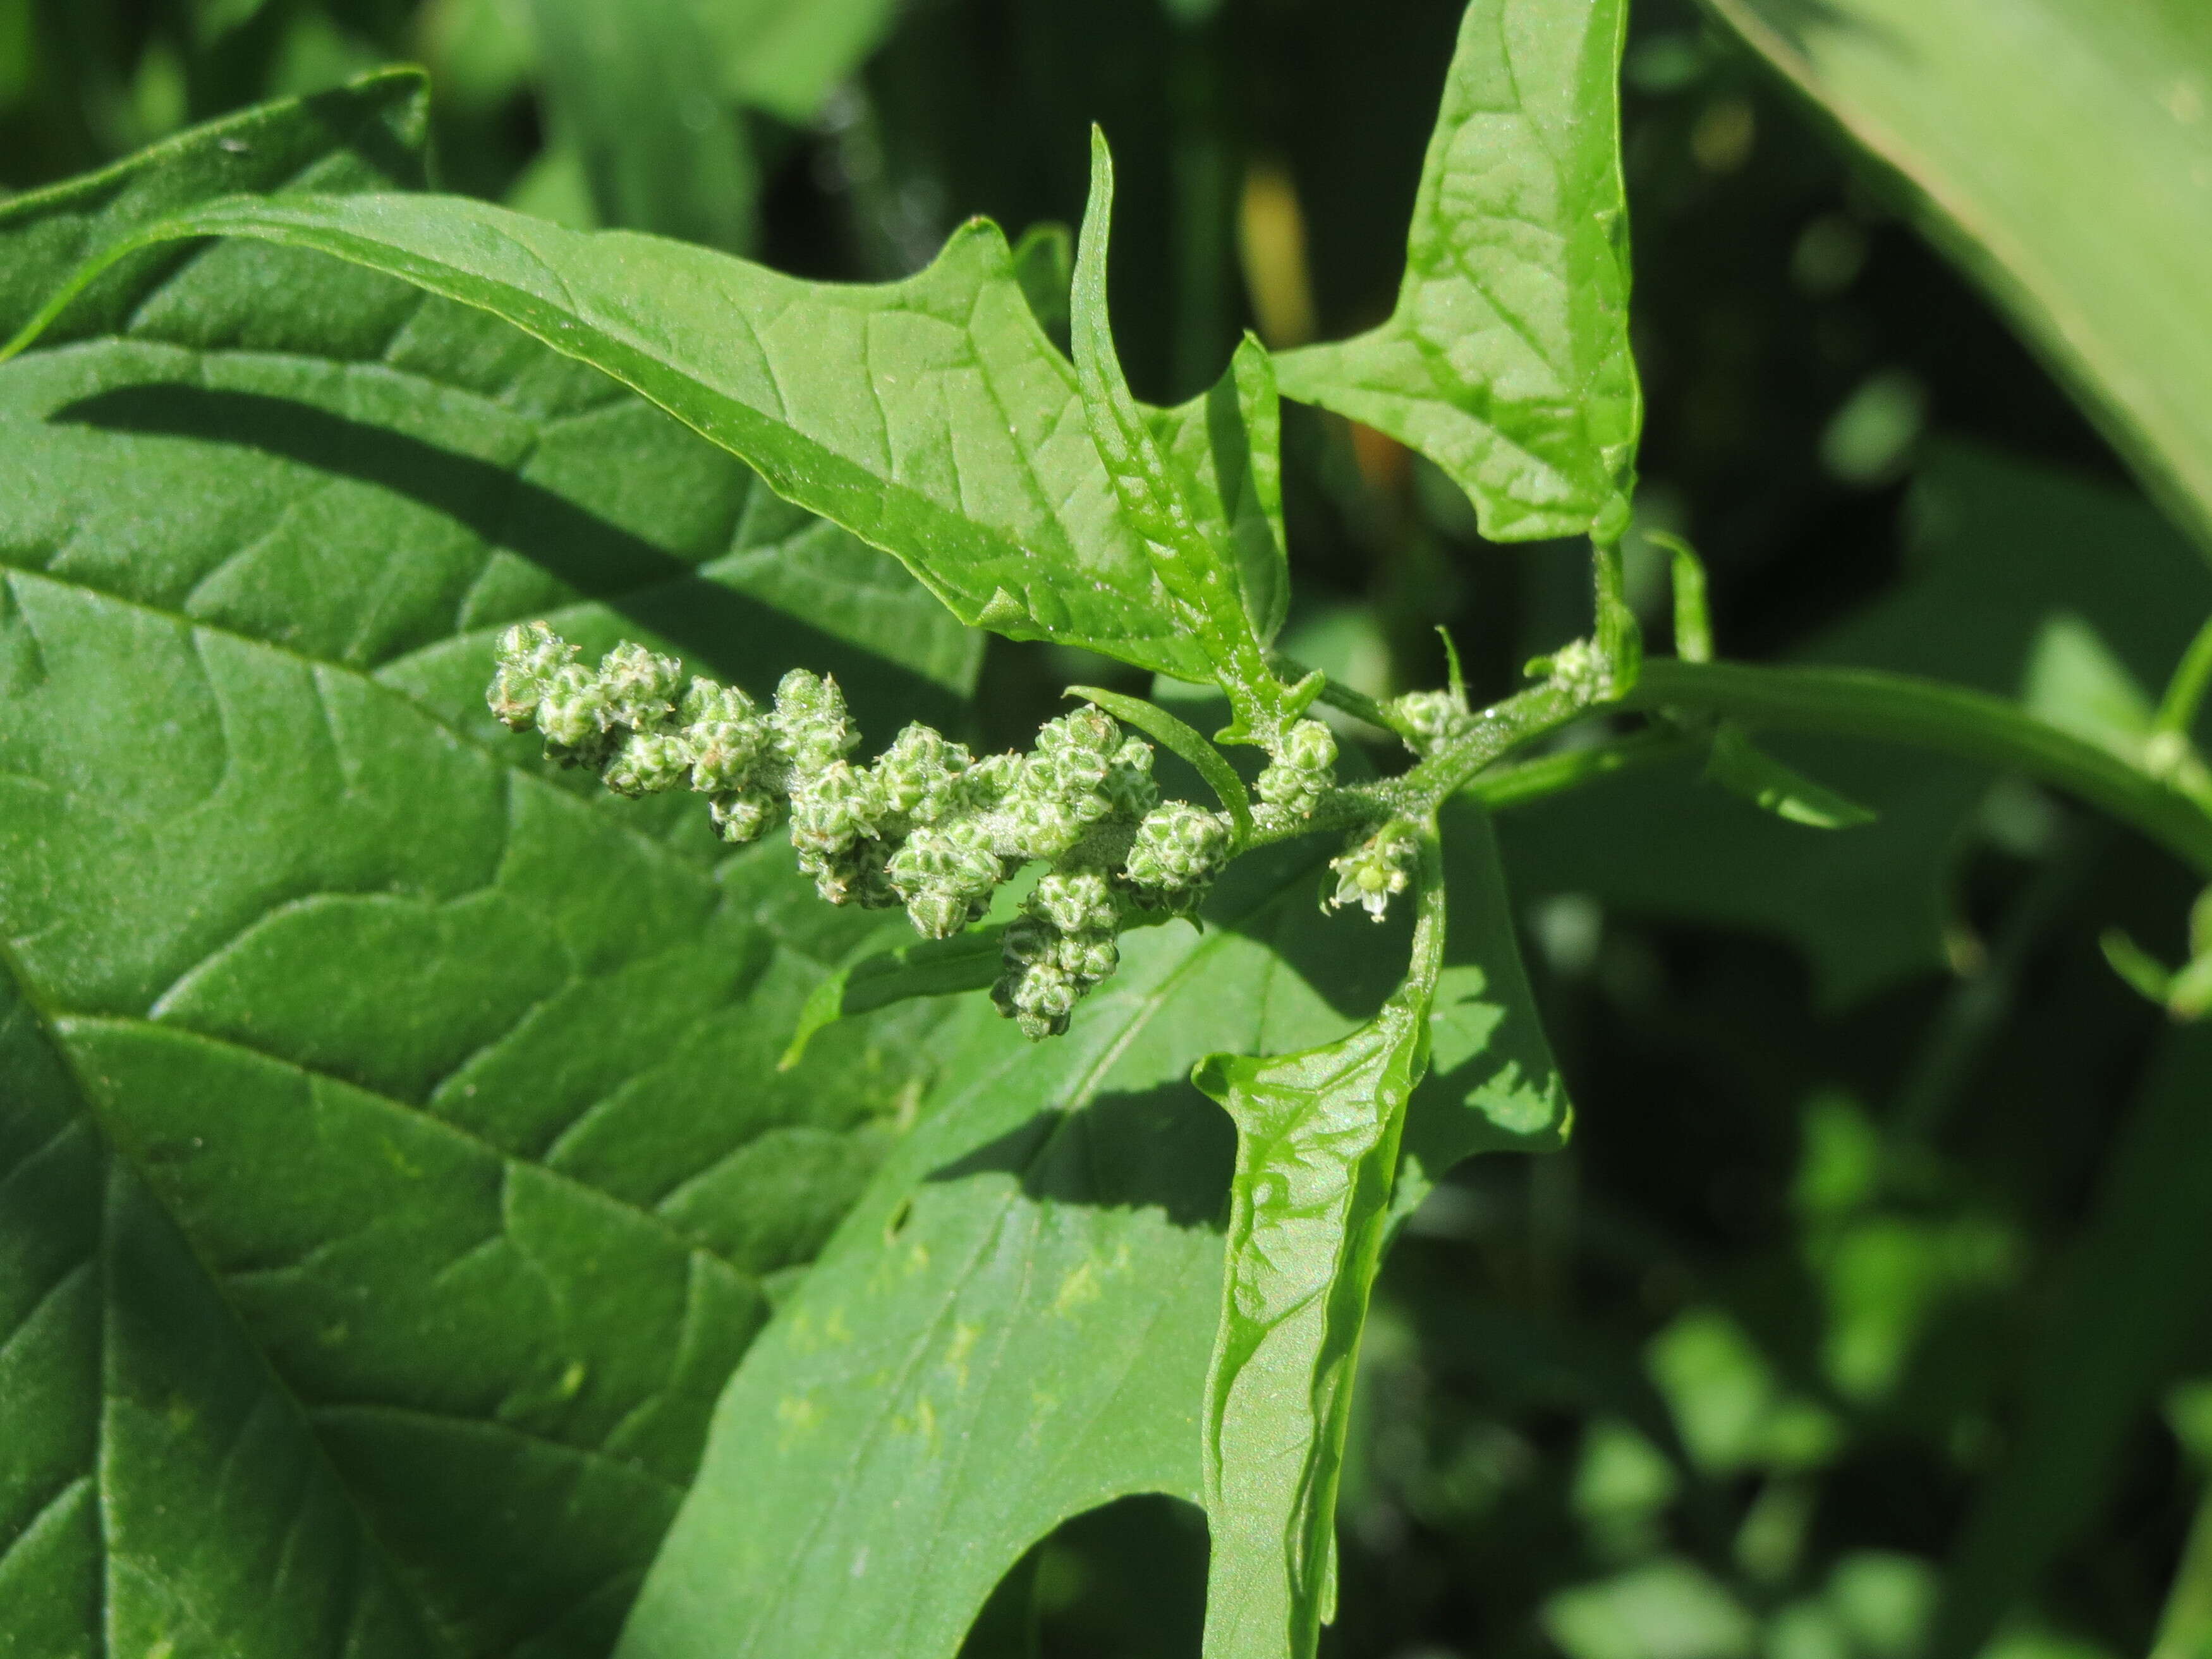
left=1002, top=913, right=1058, bottom=966
left=603, top=730, right=695, bottom=796
left=1124, top=801, right=1230, bottom=892
left=771, top=669, right=859, bottom=772
left=708, top=789, right=782, bottom=844
left=1103, top=737, right=1160, bottom=820
left=1390, top=690, right=1468, bottom=748
left=872, top=723, right=974, bottom=819
left=597, top=641, right=684, bottom=730
left=681, top=680, right=769, bottom=793
left=888, top=821, right=1004, bottom=937
left=1003, top=791, right=1086, bottom=861
left=789, top=760, right=885, bottom=857
left=907, top=889, right=980, bottom=940
left=488, top=621, right=576, bottom=730
left=1027, top=707, right=1119, bottom=795
left=1544, top=638, right=1609, bottom=701
left=1064, top=932, right=1118, bottom=983
left=538, top=662, right=615, bottom=767
left=1256, top=718, right=1339, bottom=820
left=800, top=836, right=896, bottom=909
left=1031, top=869, right=1119, bottom=935
left=1327, top=823, right=1418, bottom=921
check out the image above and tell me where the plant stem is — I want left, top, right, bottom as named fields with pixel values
left=1397, top=680, right=1593, bottom=813
left=1623, top=657, right=2212, bottom=877
left=1463, top=727, right=1692, bottom=811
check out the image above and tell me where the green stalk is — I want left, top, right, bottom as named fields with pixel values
left=1463, top=727, right=1692, bottom=811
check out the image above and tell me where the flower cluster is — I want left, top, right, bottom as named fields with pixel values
left=1254, top=718, right=1339, bottom=825
left=1389, top=689, right=1476, bottom=753
left=1327, top=820, right=1420, bottom=921
left=487, top=623, right=1242, bottom=1038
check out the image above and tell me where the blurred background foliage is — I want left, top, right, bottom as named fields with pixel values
left=6, top=2, right=2210, bottom=1656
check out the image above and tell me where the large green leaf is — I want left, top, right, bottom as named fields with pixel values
left=0, top=965, right=440, bottom=1659
left=1499, top=444, right=2212, bottom=1005
left=0, top=80, right=975, bottom=1658
left=615, top=810, right=1565, bottom=1659
left=1273, top=0, right=1640, bottom=544
left=1701, top=0, right=2212, bottom=561
left=6, top=177, right=1291, bottom=681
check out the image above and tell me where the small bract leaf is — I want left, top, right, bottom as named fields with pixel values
left=1706, top=722, right=1880, bottom=830
left=1067, top=684, right=1254, bottom=846
left=779, top=927, right=1007, bottom=1069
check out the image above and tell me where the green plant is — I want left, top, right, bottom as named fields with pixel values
left=4, top=3, right=2212, bottom=1658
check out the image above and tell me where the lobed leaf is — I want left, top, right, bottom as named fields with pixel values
left=0, top=78, right=973, bottom=1657
left=1273, top=0, right=1640, bottom=544
left=1193, top=834, right=1445, bottom=1659
left=615, top=811, right=1565, bottom=1659
left=1071, top=130, right=1299, bottom=738
left=1703, top=0, right=2212, bottom=563
left=8, top=177, right=1289, bottom=683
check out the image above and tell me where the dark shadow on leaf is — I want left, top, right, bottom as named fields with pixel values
left=1207, top=838, right=1411, bottom=1023
left=924, top=1079, right=1234, bottom=1231
left=50, top=382, right=963, bottom=732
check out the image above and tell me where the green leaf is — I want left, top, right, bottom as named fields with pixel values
left=0, top=964, right=441, bottom=1659
left=0, top=85, right=973, bottom=1656
left=0, top=67, right=429, bottom=343
left=525, top=0, right=758, bottom=252
left=1931, top=1024, right=2212, bottom=1658
left=778, top=926, right=1006, bottom=1071
left=1702, top=0, right=2212, bottom=561
left=614, top=812, right=1565, bottom=1659
left=1273, top=0, right=1640, bottom=544
left=1193, top=827, right=1446, bottom=1659
left=7, top=181, right=1287, bottom=684
left=1072, top=129, right=1304, bottom=738
left=1066, top=684, right=1255, bottom=845
left=1705, top=721, right=1879, bottom=830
